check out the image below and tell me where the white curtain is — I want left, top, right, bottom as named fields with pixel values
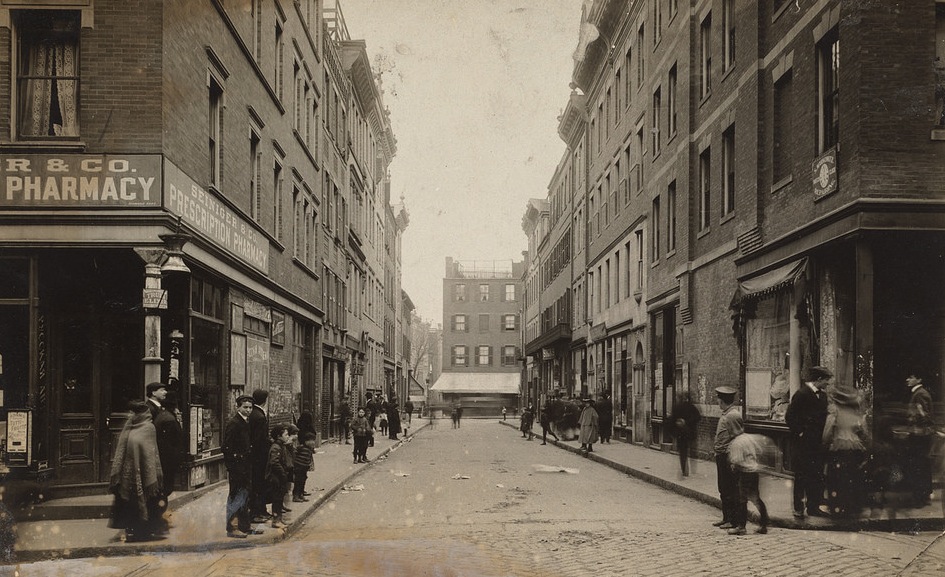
left=21, top=39, right=77, bottom=137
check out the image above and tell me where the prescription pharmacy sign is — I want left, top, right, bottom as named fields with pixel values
left=1, top=154, right=161, bottom=207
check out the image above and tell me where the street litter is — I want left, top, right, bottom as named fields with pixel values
left=341, top=484, right=365, bottom=492
left=451, top=474, right=471, bottom=480
left=532, top=464, right=579, bottom=474
left=391, top=470, right=410, bottom=477
left=496, top=484, right=504, bottom=488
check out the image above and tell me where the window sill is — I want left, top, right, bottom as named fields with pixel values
left=772, top=2, right=791, bottom=23
left=650, top=259, right=660, bottom=268
left=720, top=211, right=736, bottom=225
left=652, top=148, right=662, bottom=161
left=697, top=227, right=711, bottom=240
left=665, top=249, right=676, bottom=260
left=667, top=131, right=678, bottom=146
left=0, top=140, right=87, bottom=153
left=699, top=91, right=712, bottom=107
left=292, top=257, right=320, bottom=281
left=721, top=64, right=736, bottom=83
left=770, top=174, right=793, bottom=194
left=293, top=129, right=319, bottom=170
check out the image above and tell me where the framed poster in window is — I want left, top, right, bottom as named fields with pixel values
left=230, top=333, right=246, bottom=386
left=271, top=310, right=285, bottom=346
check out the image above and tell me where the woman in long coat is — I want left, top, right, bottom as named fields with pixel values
left=578, top=397, right=600, bottom=453
left=822, top=383, right=868, bottom=517
left=109, top=400, right=164, bottom=542
left=387, top=396, right=402, bottom=440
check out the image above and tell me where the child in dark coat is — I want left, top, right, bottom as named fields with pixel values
left=266, top=425, right=291, bottom=528
left=351, top=408, right=372, bottom=463
left=292, top=432, right=316, bottom=502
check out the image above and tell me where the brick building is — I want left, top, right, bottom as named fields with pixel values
left=432, top=257, right=524, bottom=416
left=525, top=0, right=945, bottom=476
left=0, top=0, right=408, bottom=497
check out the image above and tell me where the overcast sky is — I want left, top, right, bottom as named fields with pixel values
left=341, top=0, right=581, bottom=323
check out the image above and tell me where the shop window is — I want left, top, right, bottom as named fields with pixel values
left=15, top=10, right=80, bottom=139
left=744, top=291, right=812, bottom=422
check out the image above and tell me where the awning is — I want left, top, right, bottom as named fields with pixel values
left=429, top=372, right=520, bottom=394
left=730, top=257, right=808, bottom=309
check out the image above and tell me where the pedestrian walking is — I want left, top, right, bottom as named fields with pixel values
left=451, top=402, right=460, bottom=429
left=578, top=396, right=599, bottom=454
left=455, top=402, right=464, bottom=428
left=712, top=386, right=742, bottom=530
left=670, top=391, right=701, bottom=477
left=283, top=424, right=298, bottom=511
left=379, top=412, right=389, bottom=435
left=728, top=432, right=771, bottom=535
left=108, top=400, right=165, bottom=542
left=248, top=388, right=271, bottom=522
left=404, top=399, right=414, bottom=427
left=596, top=392, right=613, bottom=444
left=502, top=406, right=507, bottom=421
left=520, top=403, right=535, bottom=440
left=223, top=395, right=255, bottom=538
left=351, top=407, right=372, bottom=463
left=539, top=398, right=559, bottom=445
left=785, top=366, right=831, bottom=518
left=904, top=373, right=935, bottom=507
left=292, top=432, right=316, bottom=502
left=821, top=382, right=868, bottom=517
left=265, top=424, right=291, bottom=529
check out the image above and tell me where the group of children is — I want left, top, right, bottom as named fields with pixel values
left=264, top=424, right=318, bottom=528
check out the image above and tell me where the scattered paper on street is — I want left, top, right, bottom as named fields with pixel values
left=341, top=484, right=364, bottom=492
left=391, top=470, right=410, bottom=477
left=532, top=464, right=579, bottom=474
left=451, top=474, right=471, bottom=480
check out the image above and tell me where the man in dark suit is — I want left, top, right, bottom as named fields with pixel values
left=785, top=366, right=831, bottom=518
left=223, top=395, right=255, bottom=538
left=248, top=388, right=270, bottom=521
left=145, top=382, right=182, bottom=534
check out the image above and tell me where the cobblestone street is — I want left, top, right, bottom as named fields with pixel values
left=8, top=421, right=943, bottom=577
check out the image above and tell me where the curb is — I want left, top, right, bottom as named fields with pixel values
left=9, top=429, right=422, bottom=564
left=497, top=420, right=944, bottom=533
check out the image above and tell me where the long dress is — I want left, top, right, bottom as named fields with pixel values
left=108, top=410, right=164, bottom=541
left=578, top=405, right=600, bottom=446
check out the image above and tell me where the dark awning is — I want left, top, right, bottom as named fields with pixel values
left=730, top=257, right=808, bottom=309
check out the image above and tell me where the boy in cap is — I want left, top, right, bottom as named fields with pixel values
left=222, top=395, right=256, bottom=538
left=712, top=386, right=743, bottom=530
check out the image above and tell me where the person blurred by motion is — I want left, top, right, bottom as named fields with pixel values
left=728, top=432, right=771, bottom=535
left=670, top=391, right=702, bottom=477
left=145, top=382, right=182, bottom=533
left=821, top=382, right=868, bottom=517
left=578, top=396, right=600, bottom=454
left=785, top=366, right=831, bottom=518
left=292, top=431, right=316, bottom=501
left=108, top=400, right=164, bottom=542
left=905, top=373, right=935, bottom=507
left=540, top=397, right=560, bottom=445
left=712, top=386, right=743, bottom=530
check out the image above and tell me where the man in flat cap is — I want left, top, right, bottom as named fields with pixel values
left=785, top=366, right=831, bottom=518
left=712, top=386, right=743, bottom=530
left=222, top=395, right=256, bottom=538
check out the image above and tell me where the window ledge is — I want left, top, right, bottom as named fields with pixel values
left=772, top=2, right=791, bottom=23
left=665, top=249, right=677, bottom=260
left=292, top=257, right=320, bottom=281
left=931, top=127, right=945, bottom=141
left=720, top=211, right=736, bottom=225
left=770, top=174, right=793, bottom=194
left=721, top=64, right=736, bottom=83
left=697, top=227, right=711, bottom=240
left=699, top=91, right=712, bottom=107
left=0, top=141, right=87, bottom=153
left=667, top=131, right=678, bottom=146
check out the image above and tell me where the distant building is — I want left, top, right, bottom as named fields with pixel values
left=431, top=257, right=524, bottom=416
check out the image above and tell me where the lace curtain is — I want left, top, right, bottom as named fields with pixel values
left=20, top=37, right=78, bottom=137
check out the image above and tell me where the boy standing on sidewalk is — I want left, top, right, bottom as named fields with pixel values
left=712, top=386, right=742, bottom=531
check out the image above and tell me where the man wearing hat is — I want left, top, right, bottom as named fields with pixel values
left=578, top=396, right=600, bottom=454
left=905, top=373, right=934, bottom=507
left=144, top=382, right=182, bottom=533
left=712, top=386, right=743, bottom=530
left=222, top=395, right=256, bottom=538
left=785, top=366, right=831, bottom=518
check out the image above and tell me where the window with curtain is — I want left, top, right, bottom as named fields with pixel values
left=16, top=10, right=80, bottom=139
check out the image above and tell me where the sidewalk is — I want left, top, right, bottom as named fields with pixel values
left=500, top=420, right=945, bottom=534
left=10, top=427, right=421, bottom=563
left=8, top=418, right=944, bottom=564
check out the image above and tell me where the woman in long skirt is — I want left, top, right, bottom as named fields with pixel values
left=109, top=400, right=164, bottom=542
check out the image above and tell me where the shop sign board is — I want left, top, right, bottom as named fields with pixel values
left=5, top=410, right=31, bottom=466
left=164, top=160, right=269, bottom=274
left=0, top=154, right=162, bottom=207
left=142, top=288, right=168, bottom=309
left=812, top=148, right=838, bottom=199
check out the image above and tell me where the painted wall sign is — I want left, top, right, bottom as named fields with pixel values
left=812, top=148, right=838, bottom=199
left=164, top=160, right=269, bottom=273
left=0, top=154, right=161, bottom=207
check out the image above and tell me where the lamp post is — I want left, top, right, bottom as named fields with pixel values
left=134, top=229, right=191, bottom=392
